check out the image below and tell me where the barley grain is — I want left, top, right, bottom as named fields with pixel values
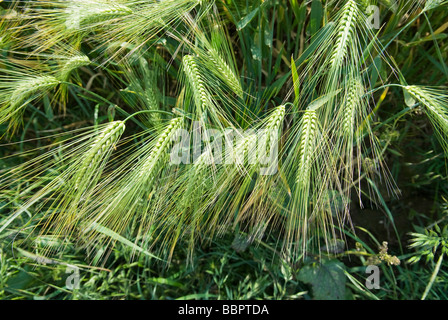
left=330, top=0, right=360, bottom=71
left=140, top=117, right=183, bottom=188
left=296, top=109, right=318, bottom=185
left=58, top=54, right=91, bottom=81
left=65, top=1, right=133, bottom=30
left=405, top=85, right=447, bottom=120
left=10, top=75, right=60, bottom=109
left=342, top=78, right=363, bottom=137
left=182, top=55, right=208, bottom=115
left=75, top=121, right=126, bottom=189
left=207, top=48, right=243, bottom=98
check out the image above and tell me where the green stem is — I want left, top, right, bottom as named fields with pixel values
left=379, top=14, right=421, bottom=57
left=63, top=82, right=115, bottom=106
left=364, top=83, right=404, bottom=96
left=124, top=110, right=173, bottom=123
left=421, top=253, right=444, bottom=300
left=64, top=82, right=158, bottom=130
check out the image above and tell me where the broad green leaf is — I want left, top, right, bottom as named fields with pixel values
left=298, top=259, right=346, bottom=300
left=290, top=0, right=301, bottom=21
left=237, top=7, right=259, bottom=31
left=86, top=222, right=163, bottom=261
left=403, top=87, right=416, bottom=107
left=370, top=55, right=382, bottom=88
left=308, top=89, right=342, bottom=111
left=146, top=277, right=185, bottom=289
left=405, top=33, right=448, bottom=47
left=310, top=0, right=323, bottom=38
left=295, top=22, right=334, bottom=67
left=43, top=95, right=54, bottom=121
left=291, top=56, right=300, bottom=106
left=5, top=266, right=35, bottom=291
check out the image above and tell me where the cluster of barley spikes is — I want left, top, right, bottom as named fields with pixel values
left=0, top=0, right=447, bottom=265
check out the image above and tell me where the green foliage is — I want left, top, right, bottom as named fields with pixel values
left=409, top=224, right=448, bottom=264
left=0, top=0, right=447, bottom=300
left=298, top=259, right=347, bottom=300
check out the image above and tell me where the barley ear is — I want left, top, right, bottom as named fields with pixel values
left=207, top=48, right=243, bottom=98
left=329, top=0, right=361, bottom=72
left=296, top=109, right=318, bottom=186
left=405, top=85, right=448, bottom=152
left=2, top=75, right=60, bottom=130
left=9, top=75, right=60, bottom=109
left=284, top=108, right=320, bottom=254
left=342, top=77, right=364, bottom=138
left=139, top=117, right=184, bottom=190
left=74, top=121, right=126, bottom=190
left=65, top=1, right=134, bottom=31
left=264, top=104, right=285, bottom=150
left=39, top=121, right=126, bottom=245
left=182, top=55, right=209, bottom=116
left=58, top=54, right=91, bottom=82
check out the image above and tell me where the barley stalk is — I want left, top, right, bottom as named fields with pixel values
left=266, top=105, right=286, bottom=130
left=231, top=106, right=285, bottom=236
left=232, top=132, right=258, bottom=168
left=42, top=121, right=126, bottom=241
left=144, top=87, right=161, bottom=124
left=74, top=118, right=184, bottom=253
left=167, top=144, right=214, bottom=261
left=230, top=107, right=285, bottom=167
left=141, top=69, right=162, bottom=125
left=190, top=151, right=210, bottom=189
left=282, top=108, right=321, bottom=255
